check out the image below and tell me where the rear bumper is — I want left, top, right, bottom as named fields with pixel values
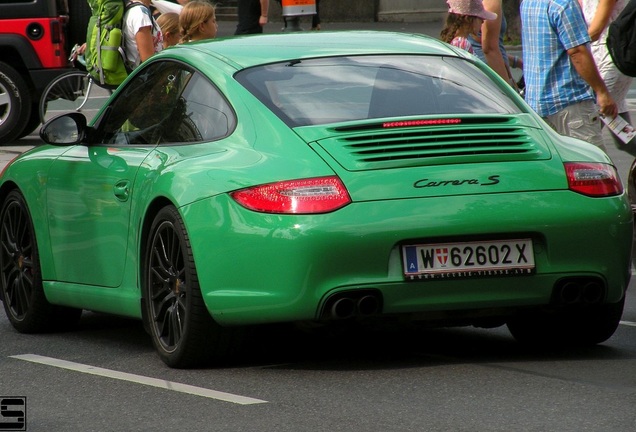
left=185, top=190, right=632, bottom=326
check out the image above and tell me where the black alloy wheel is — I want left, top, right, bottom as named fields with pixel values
left=0, top=189, right=81, bottom=332
left=144, top=206, right=238, bottom=368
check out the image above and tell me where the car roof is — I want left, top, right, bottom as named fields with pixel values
left=160, top=30, right=463, bottom=70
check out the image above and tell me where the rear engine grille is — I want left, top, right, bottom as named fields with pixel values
left=322, top=118, right=547, bottom=171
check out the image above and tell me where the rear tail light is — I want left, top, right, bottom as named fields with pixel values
left=230, top=176, right=351, bottom=214
left=564, top=162, right=623, bottom=197
left=50, top=20, right=62, bottom=43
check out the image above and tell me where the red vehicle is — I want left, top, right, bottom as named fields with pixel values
left=0, top=0, right=90, bottom=143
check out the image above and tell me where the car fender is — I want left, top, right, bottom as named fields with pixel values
left=0, top=35, right=42, bottom=70
left=0, top=146, right=69, bottom=281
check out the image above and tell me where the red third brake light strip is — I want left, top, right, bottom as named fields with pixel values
left=383, top=119, right=462, bottom=128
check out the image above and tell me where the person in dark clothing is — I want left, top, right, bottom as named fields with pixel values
left=235, top=0, right=269, bottom=34
left=311, top=0, right=321, bottom=30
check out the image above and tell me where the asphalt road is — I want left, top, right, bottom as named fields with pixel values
left=1, top=294, right=636, bottom=431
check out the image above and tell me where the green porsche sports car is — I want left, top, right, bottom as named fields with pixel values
left=0, top=31, right=632, bottom=368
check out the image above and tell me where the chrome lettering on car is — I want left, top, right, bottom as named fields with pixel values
left=413, top=175, right=500, bottom=188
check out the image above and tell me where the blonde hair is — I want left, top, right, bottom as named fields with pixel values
left=157, top=12, right=180, bottom=36
left=180, top=1, right=216, bottom=43
left=157, top=12, right=181, bottom=48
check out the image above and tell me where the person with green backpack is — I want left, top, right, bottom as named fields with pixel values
left=85, top=0, right=163, bottom=88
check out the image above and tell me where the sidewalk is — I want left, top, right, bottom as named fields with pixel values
left=0, top=146, right=27, bottom=168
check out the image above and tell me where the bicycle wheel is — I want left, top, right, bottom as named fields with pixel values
left=39, top=71, right=110, bottom=124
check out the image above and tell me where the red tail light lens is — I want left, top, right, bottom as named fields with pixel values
left=50, top=20, right=62, bottom=43
left=231, top=176, right=351, bottom=214
left=565, top=162, right=623, bottom=197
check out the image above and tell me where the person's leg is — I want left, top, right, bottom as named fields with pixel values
left=312, top=0, right=320, bottom=30
left=235, top=0, right=248, bottom=34
left=235, top=0, right=262, bottom=35
left=597, top=62, right=634, bottom=154
left=544, top=100, right=605, bottom=151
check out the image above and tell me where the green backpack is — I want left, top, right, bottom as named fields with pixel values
left=85, top=0, right=146, bottom=87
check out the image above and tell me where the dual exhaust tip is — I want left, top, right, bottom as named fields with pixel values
left=553, top=278, right=605, bottom=305
left=322, top=277, right=605, bottom=320
left=322, top=290, right=382, bottom=320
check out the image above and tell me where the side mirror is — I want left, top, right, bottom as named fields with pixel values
left=39, top=112, right=88, bottom=145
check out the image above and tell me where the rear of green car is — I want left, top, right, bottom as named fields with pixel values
left=184, top=51, right=632, bottom=346
left=1, top=31, right=630, bottom=368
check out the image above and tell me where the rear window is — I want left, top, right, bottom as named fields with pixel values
left=235, top=55, right=522, bottom=127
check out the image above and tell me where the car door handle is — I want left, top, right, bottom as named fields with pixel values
left=113, top=180, right=130, bottom=202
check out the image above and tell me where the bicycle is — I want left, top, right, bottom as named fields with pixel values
left=39, top=44, right=113, bottom=124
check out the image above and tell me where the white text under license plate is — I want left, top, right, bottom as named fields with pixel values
left=403, top=239, right=535, bottom=280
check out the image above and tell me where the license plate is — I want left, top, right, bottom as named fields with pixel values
left=402, top=239, right=535, bottom=280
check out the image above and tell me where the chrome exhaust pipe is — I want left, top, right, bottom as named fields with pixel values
left=356, top=295, right=380, bottom=316
left=559, top=281, right=582, bottom=304
left=331, top=297, right=355, bottom=319
left=582, top=281, right=604, bottom=304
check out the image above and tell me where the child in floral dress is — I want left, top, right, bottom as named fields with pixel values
left=440, top=0, right=497, bottom=54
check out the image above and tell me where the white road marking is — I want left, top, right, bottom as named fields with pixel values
left=10, top=354, right=267, bottom=405
left=619, top=320, right=636, bottom=327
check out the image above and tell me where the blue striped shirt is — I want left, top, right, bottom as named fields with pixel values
left=520, top=0, right=595, bottom=117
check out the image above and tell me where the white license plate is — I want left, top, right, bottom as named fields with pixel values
left=402, top=239, right=535, bottom=280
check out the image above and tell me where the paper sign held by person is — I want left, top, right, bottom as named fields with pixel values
left=601, top=114, right=636, bottom=144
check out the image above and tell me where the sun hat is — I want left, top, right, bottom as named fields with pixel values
left=446, top=0, right=497, bottom=20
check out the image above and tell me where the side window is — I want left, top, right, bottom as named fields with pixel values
left=99, top=61, right=191, bottom=144
left=180, top=74, right=236, bottom=141
left=98, top=61, right=235, bottom=145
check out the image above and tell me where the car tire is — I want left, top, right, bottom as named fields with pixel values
left=628, top=158, right=636, bottom=266
left=17, top=103, right=41, bottom=139
left=143, top=206, right=241, bottom=368
left=506, top=299, right=625, bottom=347
left=0, top=62, right=32, bottom=145
left=0, top=189, right=82, bottom=333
